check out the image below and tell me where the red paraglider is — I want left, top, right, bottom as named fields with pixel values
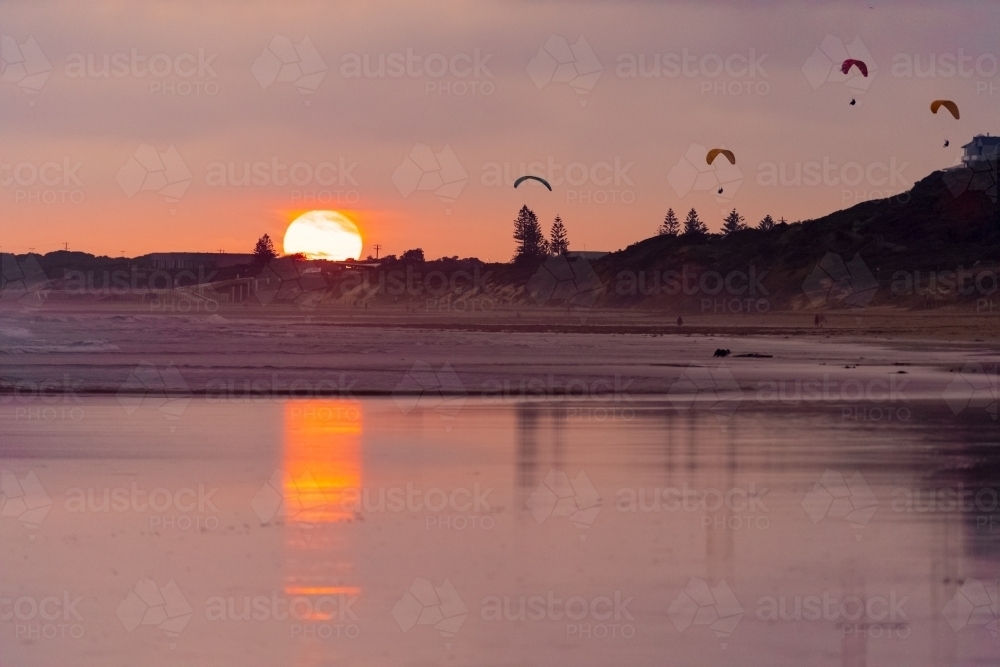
left=841, top=59, right=868, bottom=77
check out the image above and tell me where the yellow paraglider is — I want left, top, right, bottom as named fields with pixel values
left=706, top=149, right=736, bottom=166
left=930, top=100, right=960, bottom=120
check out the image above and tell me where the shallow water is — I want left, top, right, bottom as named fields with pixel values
left=1, top=397, right=998, bottom=666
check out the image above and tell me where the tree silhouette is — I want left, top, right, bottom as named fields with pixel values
left=721, top=209, right=746, bottom=235
left=549, top=215, right=569, bottom=255
left=513, top=205, right=549, bottom=261
left=252, top=234, right=277, bottom=266
left=659, top=208, right=680, bottom=236
left=758, top=214, right=775, bottom=231
left=682, top=208, right=708, bottom=236
left=401, top=248, right=425, bottom=262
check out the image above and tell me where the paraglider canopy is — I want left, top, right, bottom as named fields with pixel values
left=513, top=175, right=553, bottom=191
left=706, top=149, right=736, bottom=166
left=930, top=100, right=960, bottom=120
left=841, top=59, right=868, bottom=77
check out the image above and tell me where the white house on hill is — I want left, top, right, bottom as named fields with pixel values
left=962, top=135, right=1000, bottom=164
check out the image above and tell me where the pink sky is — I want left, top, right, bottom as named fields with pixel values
left=1, top=0, right=997, bottom=260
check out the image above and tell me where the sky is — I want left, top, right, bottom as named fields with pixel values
left=1, top=0, right=998, bottom=261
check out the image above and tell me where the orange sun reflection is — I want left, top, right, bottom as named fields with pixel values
left=281, top=400, right=363, bottom=600
left=281, top=400, right=362, bottom=524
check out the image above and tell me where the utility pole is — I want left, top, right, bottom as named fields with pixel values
left=779, top=217, right=786, bottom=225
left=63, top=242, right=69, bottom=251
left=373, top=244, right=382, bottom=259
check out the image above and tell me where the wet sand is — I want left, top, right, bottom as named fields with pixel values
left=0, top=307, right=997, bottom=401
left=1, top=398, right=998, bottom=667
left=1, top=304, right=999, bottom=666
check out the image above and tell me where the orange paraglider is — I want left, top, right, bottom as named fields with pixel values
left=706, top=149, right=736, bottom=166
left=930, top=100, right=960, bottom=120
left=841, top=59, right=868, bottom=77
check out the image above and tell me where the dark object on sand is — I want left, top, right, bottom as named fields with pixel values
left=814, top=314, right=827, bottom=327
left=677, top=316, right=683, bottom=326
left=850, top=98, right=856, bottom=105
left=713, top=348, right=731, bottom=358
left=735, top=353, right=773, bottom=358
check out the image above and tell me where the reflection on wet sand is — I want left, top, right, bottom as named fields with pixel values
left=510, top=402, right=1000, bottom=667
left=1, top=398, right=998, bottom=666
left=280, top=399, right=362, bottom=585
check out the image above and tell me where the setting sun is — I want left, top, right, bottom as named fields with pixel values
left=283, top=210, right=363, bottom=261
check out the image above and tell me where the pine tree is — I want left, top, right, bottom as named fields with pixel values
left=721, top=209, right=746, bottom=235
left=758, top=214, right=775, bottom=231
left=549, top=215, right=569, bottom=255
left=252, top=234, right=277, bottom=266
left=513, top=205, right=549, bottom=261
left=682, top=208, right=707, bottom=236
left=659, top=208, right=680, bottom=236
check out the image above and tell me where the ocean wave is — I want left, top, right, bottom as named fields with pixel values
left=0, top=341, right=122, bottom=354
left=0, top=327, right=32, bottom=339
